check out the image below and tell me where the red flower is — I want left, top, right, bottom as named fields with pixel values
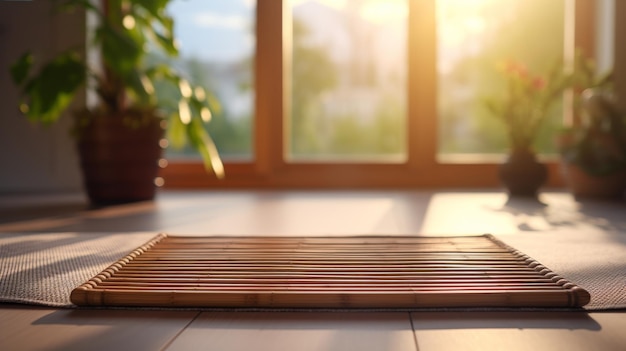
left=503, top=61, right=528, bottom=79
left=532, top=77, right=546, bottom=90
left=485, top=59, right=570, bottom=150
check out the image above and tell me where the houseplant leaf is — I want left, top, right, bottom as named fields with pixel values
left=134, top=0, right=169, bottom=18
left=167, top=112, right=187, bottom=149
left=10, top=0, right=225, bottom=192
left=96, top=23, right=142, bottom=78
left=9, top=52, right=33, bottom=85
left=18, top=52, right=86, bottom=124
left=188, top=118, right=225, bottom=178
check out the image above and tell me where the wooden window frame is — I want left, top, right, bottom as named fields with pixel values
left=161, top=0, right=598, bottom=189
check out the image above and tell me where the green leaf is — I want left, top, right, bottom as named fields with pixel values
left=10, top=52, right=33, bottom=85
left=178, top=99, right=192, bottom=124
left=205, top=92, right=222, bottom=115
left=145, top=64, right=174, bottom=81
left=187, top=118, right=225, bottom=178
left=133, top=0, right=169, bottom=18
left=20, top=52, right=85, bottom=124
left=198, top=132, right=225, bottom=179
left=160, top=15, right=174, bottom=35
left=188, top=96, right=207, bottom=116
left=167, top=112, right=187, bottom=149
left=154, top=30, right=178, bottom=56
left=96, top=24, right=142, bottom=78
left=126, top=68, right=152, bottom=105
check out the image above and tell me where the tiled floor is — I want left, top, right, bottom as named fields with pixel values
left=1, top=190, right=625, bottom=350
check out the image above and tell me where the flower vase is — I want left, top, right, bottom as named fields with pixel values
left=499, top=148, right=547, bottom=197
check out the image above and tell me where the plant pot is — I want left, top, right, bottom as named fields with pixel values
left=561, top=162, right=626, bottom=199
left=76, top=115, right=165, bottom=206
left=499, top=148, right=548, bottom=197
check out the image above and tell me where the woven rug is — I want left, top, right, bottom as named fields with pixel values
left=0, top=232, right=156, bottom=307
left=1, top=232, right=624, bottom=310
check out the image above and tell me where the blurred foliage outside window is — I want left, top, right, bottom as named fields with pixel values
left=289, top=0, right=408, bottom=162
left=160, top=0, right=255, bottom=161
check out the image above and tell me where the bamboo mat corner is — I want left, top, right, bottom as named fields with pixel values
left=70, top=234, right=590, bottom=309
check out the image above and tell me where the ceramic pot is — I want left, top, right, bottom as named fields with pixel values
left=499, top=148, right=548, bottom=197
left=561, top=163, right=626, bottom=200
left=76, top=115, right=165, bottom=206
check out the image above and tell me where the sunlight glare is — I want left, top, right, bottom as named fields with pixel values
left=438, top=0, right=496, bottom=46
left=291, top=0, right=406, bottom=24
left=437, top=0, right=497, bottom=74
left=360, top=0, right=406, bottom=24
left=290, top=0, right=346, bottom=11
left=178, top=101, right=191, bottom=124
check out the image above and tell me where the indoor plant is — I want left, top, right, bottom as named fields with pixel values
left=10, top=0, right=223, bottom=205
left=485, top=60, right=571, bottom=197
left=557, top=56, right=626, bottom=199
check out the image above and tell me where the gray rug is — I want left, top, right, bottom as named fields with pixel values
left=0, top=232, right=155, bottom=307
left=1, top=231, right=625, bottom=310
left=497, top=231, right=626, bottom=311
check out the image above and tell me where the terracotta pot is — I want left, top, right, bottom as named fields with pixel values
left=499, top=148, right=548, bottom=197
left=561, top=163, right=626, bottom=199
left=76, top=116, right=165, bottom=206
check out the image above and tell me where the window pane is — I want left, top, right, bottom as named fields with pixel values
left=289, top=0, right=408, bottom=162
left=166, top=0, right=255, bottom=161
left=437, top=0, right=565, bottom=157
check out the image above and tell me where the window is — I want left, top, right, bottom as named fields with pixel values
left=437, top=0, right=565, bottom=157
left=166, top=0, right=255, bottom=161
left=161, top=0, right=603, bottom=189
left=288, top=0, right=407, bottom=163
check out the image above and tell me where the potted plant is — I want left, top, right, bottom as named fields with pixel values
left=557, top=56, right=626, bottom=199
left=484, top=60, right=571, bottom=197
left=9, top=0, right=223, bottom=206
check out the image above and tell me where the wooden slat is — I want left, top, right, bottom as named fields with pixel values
left=70, top=234, right=590, bottom=308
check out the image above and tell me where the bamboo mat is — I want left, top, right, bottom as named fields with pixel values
left=70, top=234, right=590, bottom=309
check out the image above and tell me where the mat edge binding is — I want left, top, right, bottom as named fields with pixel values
left=70, top=233, right=169, bottom=306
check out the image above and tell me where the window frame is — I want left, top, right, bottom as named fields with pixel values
left=161, top=0, right=598, bottom=189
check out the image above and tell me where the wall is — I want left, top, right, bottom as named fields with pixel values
left=0, top=1, right=84, bottom=194
left=615, top=1, right=626, bottom=114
